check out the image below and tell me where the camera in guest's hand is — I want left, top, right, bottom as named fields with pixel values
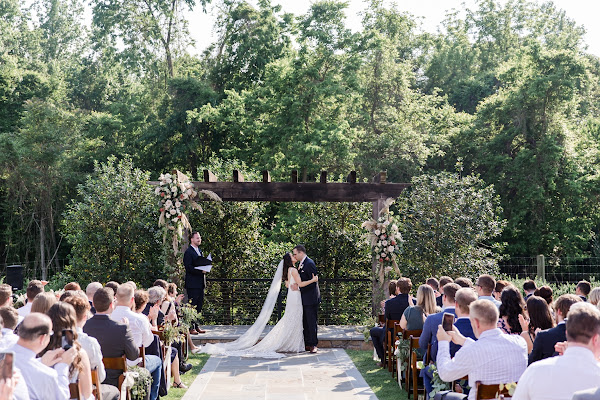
left=0, top=352, right=14, bottom=381
left=62, top=329, right=74, bottom=350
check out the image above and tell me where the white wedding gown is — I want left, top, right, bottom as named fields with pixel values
left=201, top=261, right=305, bottom=358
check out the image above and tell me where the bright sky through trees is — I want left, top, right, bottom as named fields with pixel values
left=186, top=0, right=600, bottom=56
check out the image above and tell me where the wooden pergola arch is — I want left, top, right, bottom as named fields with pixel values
left=153, top=169, right=410, bottom=311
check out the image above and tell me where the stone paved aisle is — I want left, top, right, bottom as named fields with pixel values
left=181, top=348, right=377, bottom=400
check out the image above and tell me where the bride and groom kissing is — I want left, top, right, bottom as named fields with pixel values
left=201, top=245, right=321, bottom=358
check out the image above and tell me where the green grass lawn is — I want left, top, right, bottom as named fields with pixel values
left=162, top=352, right=211, bottom=400
left=346, top=349, right=408, bottom=400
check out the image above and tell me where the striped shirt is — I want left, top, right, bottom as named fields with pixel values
left=437, top=328, right=528, bottom=400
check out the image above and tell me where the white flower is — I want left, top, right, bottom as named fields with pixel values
left=388, top=246, right=395, bottom=253
left=166, top=178, right=172, bottom=184
left=186, top=189, right=193, bottom=196
left=380, top=235, right=386, bottom=240
left=175, top=201, right=181, bottom=208
left=164, top=200, right=173, bottom=209
left=392, top=224, right=398, bottom=231
left=381, top=228, right=386, bottom=233
left=381, top=253, right=386, bottom=258
left=374, top=229, right=380, bottom=236
left=172, top=217, right=178, bottom=222
left=171, top=186, right=177, bottom=193
left=181, top=193, right=188, bottom=200
left=382, top=240, right=388, bottom=246
left=377, top=241, right=382, bottom=247
left=383, top=220, right=390, bottom=226
left=169, top=209, right=176, bottom=215
left=154, top=187, right=161, bottom=195
left=165, top=173, right=171, bottom=179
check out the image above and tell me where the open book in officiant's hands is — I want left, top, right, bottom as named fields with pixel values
left=194, top=253, right=212, bottom=272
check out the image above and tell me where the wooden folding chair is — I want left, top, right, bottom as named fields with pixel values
left=138, top=346, right=146, bottom=367
left=69, top=380, right=82, bottom=400
left=91, top=367, right=102, bottom=400
left=453, top=375, right=469, bottom=393
left=401, top=329, right=422, bottom=391
left=102, top=355, right=131, bottom=400
left=408, top=335, right=430, bottom=400
left=391, top=322, right=403, bottom=378
left=475, top=380, right=515, bottom=400
left=384, top=319, right=400, bottom=372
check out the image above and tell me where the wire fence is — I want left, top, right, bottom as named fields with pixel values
left=0, top=259, right=67, bottom=285
left=202, top=278, right=372, bottom=325
left=498, top=256, right=600, bottom=283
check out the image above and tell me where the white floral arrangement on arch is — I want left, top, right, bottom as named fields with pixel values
left=362, top=197, right=403, bottom=285
left=156, top=170, right=221, bottom=255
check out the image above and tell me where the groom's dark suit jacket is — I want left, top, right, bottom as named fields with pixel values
left=183, top=246, right=209, bottom=289
left=298, top=257, right=321, bottom=305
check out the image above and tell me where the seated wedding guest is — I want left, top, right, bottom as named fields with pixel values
left=42, top=302, right=94, bottom=400
left=85, top=282, right=102, bottom=314
left=573, top=387, right=600, bottom=400
left=370, top=277, right=414, bottom=367
left=31, top=292, right=58, bottom=315
left=518, top=295, right=554, bottom=354
left=0, top=307, right=19, bottom=350
left=588, top=287, right=600, bottom=307
left=168, top=283, right=200, bottom=354
left=436, top=300, right=527, bottom=400
left=153, top=279, right=168, bottom=290
left=426, top=277, right=441, bottom=304
left=133, top=289, right=190, bottom=385
left=380, top=280, right=397, bottom=312
left=576, top=280, right=591, bottom=302
left=125, top=281, right=137, bottom=290
left=419, top=283, right=461, bottom=396
left=111, top=284, right=162, bottom=400
left=476, top=274, right=502, bottom=307
left=143, top=286, right=166, bottom=326
left=420, top=283, right=461, bottom=360
left=63, top=282, right=81, bottom=291
left=400, top=284, right=439, bottom=331
left=63, top=294, right=119, bottom=400
left=493, top=280, right=510, bottom=302
left=528, top=294, right=581, bottom=364
left=8, top=312, right=77, bottom=400
left=454, top=277, right=473, bottom=288
left=498, top=285, right=526, bottom=334
left=104, top=281, right=119, bottom=297
left=534, top=285, right=553, bottom=305
left=84, top=287, right=139, bottom=388
left=0, top=285, right=13, bottom=308
left=437, top=276, right=454, bottom=308
left=512, top=303, right=600, bottom=400
left=161, top=283, right=178, bottom=325
left=18, top=280, right=44, bottom=318
left=522, top=280, right=537, bottom=300
left=59, top=290, right=79, bottom=302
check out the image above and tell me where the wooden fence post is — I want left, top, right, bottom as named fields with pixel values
left=537, top=254, right=546, bottom=280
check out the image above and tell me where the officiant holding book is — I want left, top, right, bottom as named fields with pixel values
left=183, top=231, right=211, bottom=334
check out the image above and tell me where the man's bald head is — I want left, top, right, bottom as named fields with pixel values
left=18, top=312, right=52, bottom=341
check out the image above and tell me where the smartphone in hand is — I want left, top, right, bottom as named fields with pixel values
left=62, top=329, right=74, bottom=350
left=442, top=313, right=455, bottom=332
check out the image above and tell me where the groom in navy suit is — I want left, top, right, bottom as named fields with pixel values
left=292, top=245, right=321, bottom=353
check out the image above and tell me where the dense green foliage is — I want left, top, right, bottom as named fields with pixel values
left=1, top=0, right=600, bottom=285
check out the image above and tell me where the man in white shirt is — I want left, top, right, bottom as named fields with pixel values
left=0, top=307, right=20, bottom=350
left=8, top=313, right=76, bottom=400
left=475, top=275, right=502, bottom=308
left=17, top=280, right=44, bottom=318
left=512, top=302, right=600, bottom=400
left=436, top=299, right=528, bottom=400
left=110, top=283, right=162, bottom=400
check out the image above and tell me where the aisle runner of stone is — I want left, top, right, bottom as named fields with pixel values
left=181, top=348, right=377, bottom=400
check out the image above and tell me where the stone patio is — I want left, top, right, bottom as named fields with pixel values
left=191, top=325, right=372, bottom=351
left=181, top=348, right=377, bottom=400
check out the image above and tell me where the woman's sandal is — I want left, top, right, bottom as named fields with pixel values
left=173, top=381, right=188, bottom=389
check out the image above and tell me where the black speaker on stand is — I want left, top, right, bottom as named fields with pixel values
left=6, top=265, right=23, bottom=291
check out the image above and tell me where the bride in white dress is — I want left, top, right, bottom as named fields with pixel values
left=201, top=253, right=318, bottom=358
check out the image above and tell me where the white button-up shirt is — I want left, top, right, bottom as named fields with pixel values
left=437, top=328, right=528, bottom=400
left=0, top=328, right=19, bottom=350
left=8, top=343, right=70, bottom=400
left=76, top=327, right=106, bottom=383
left=17, top=302, right=32, bottom=318
left=110, top=306, right=154, bottom=366
left=512, top=346, right=600, bottom=400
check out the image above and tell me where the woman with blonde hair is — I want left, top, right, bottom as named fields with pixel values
left=400, top=284, right=439, bottom=330
left=30, top=292, right=58, bottom=314
left=588, top=287, right=600, bottom=307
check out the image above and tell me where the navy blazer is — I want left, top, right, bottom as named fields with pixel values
left=298, top=257, right=321, bottom=305
left=419, top=308, right=457, bottom=361
left=384, top=293, right=413, bottom=321
left=183, top=246, right=207, bottom=289
left=83, top=314, right=139, bottom=386
left=529, top=323, right=566, bottom=365
left=451, top=318, right=476, bottom=357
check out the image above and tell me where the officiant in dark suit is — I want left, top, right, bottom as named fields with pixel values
left=183, top=231, right=211, bottom=334
left=292, top=245, right=321, bottom=353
